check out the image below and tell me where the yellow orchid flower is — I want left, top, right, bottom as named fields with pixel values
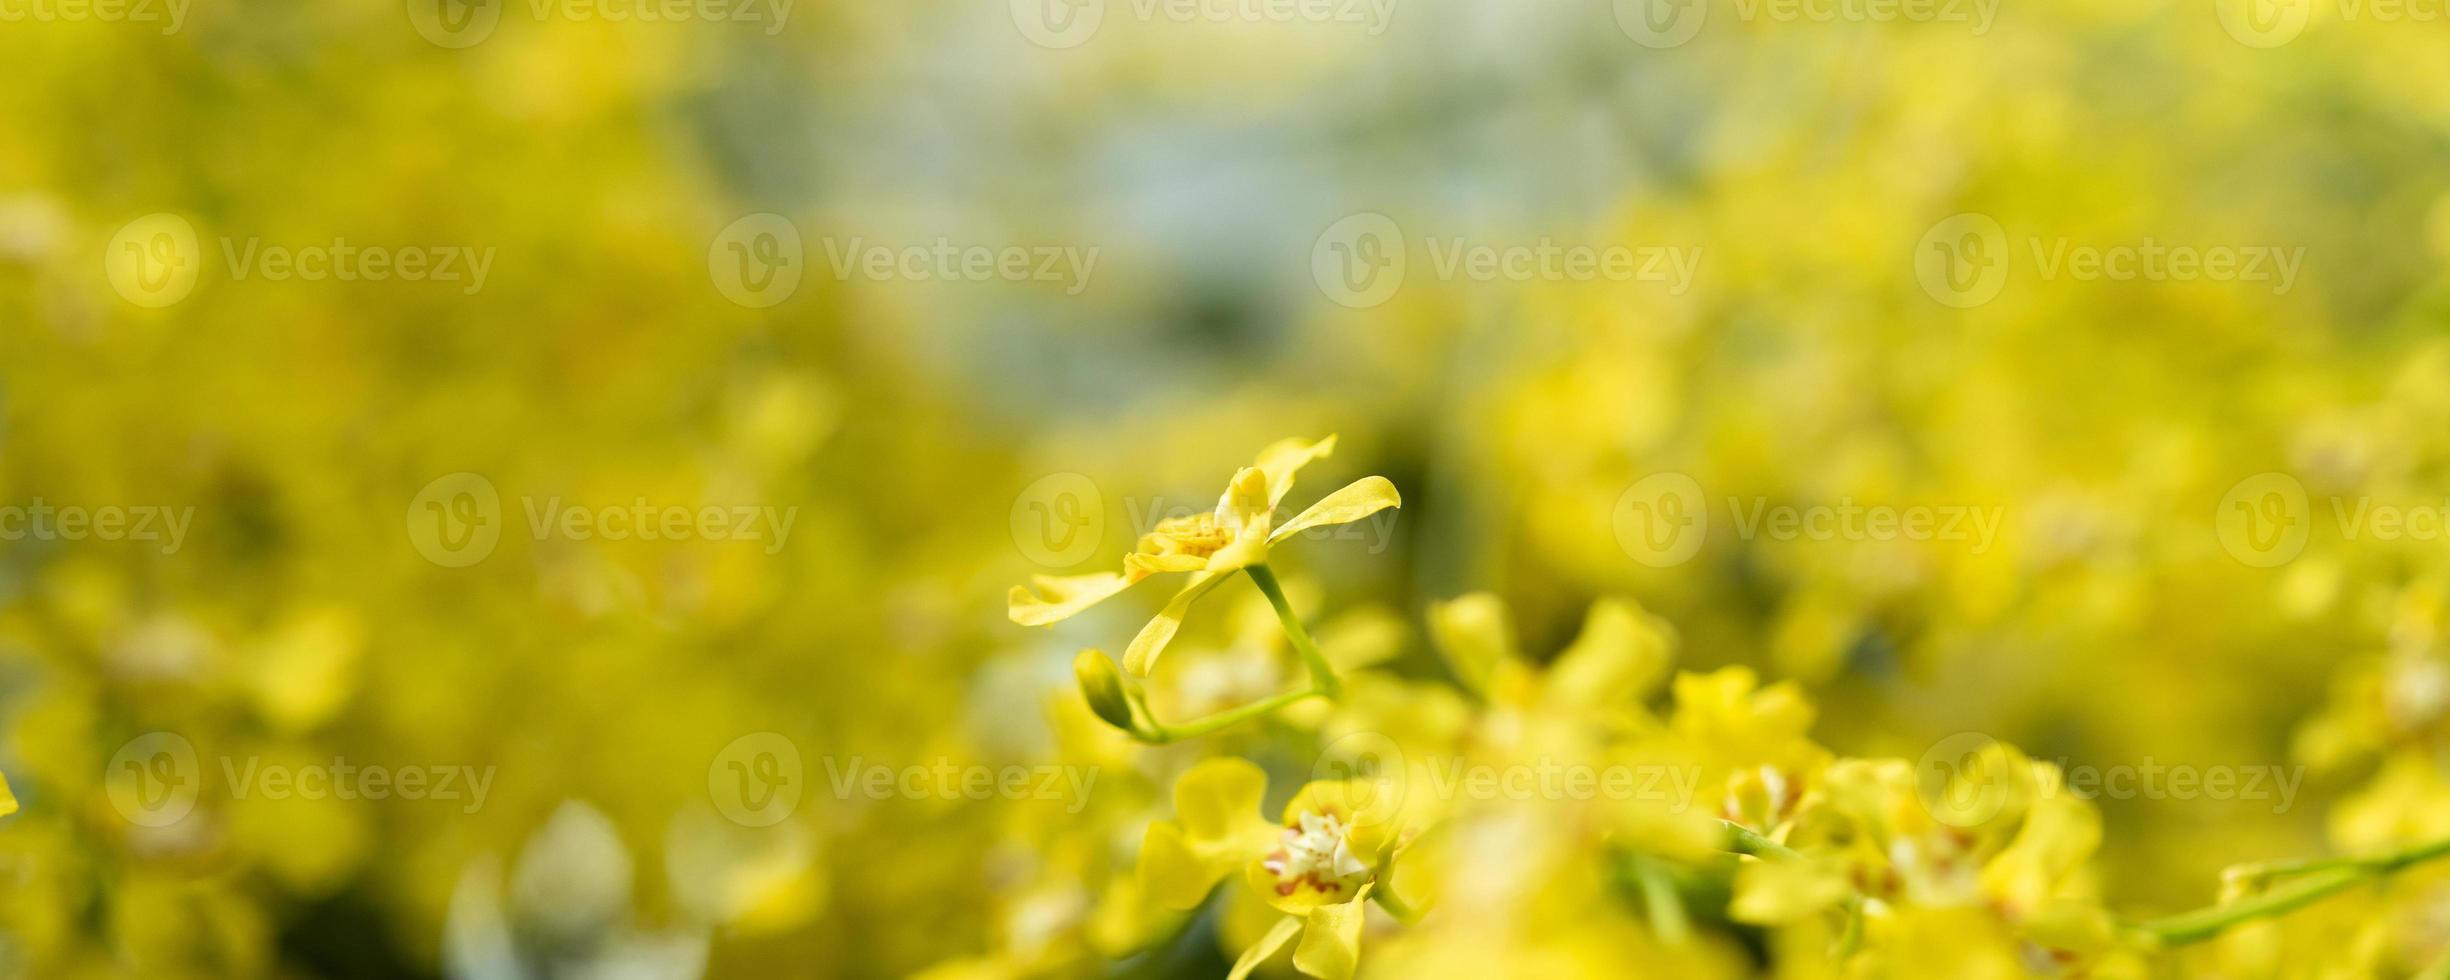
left=1009, top=436, right=1401, bottom=675
left=1138, top=758, right=1410, bottom=980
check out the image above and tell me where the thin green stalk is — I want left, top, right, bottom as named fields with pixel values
left=1835, top=896, right=1865, bottom=960
left=1138, top=685, right=1326, bottom=744
left=1719, top=821, right=1863, bottom=962
left=2221, top=854, right=2370, bottom=886
left=2137, top=867, right=2367, bottom=946
left=2138, top=835, right=2450, bottom=947
left=1371, top=883, right=1421, bottom=925
left=1630, top=856, right=1691, bottom=944
left=1247, top=564, right=1342, bottom=700
left=1722, top=821, right=1802, bottom=861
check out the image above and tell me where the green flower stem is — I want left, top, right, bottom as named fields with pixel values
left=1717, top=822, right=2450, bottom=955
left=2135, top=867, right=2366, bottom=947
left=1247, top=564, right=1342, bottom=700
left=2224, top=837, right=2450, bottom=886
left=1137, top=685, right=1326, bottom=744
left=1629, top=855, right=1691, bottom=944
left=2219, top=854, right=2369, bottom=885
left=2137, top=835, right=2450, bottom=947
left=1371, top=883, right=1421, bottom=925
left=1835, top=896, right=1865, bottom=960
left=1102, top=562, right=1347, bottom=744
left=1718, top=821, right=1864, bottom=962
left=1721, top=821, right=1802, bottom=861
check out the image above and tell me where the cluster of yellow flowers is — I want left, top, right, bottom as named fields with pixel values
left=971, top=438, right=2450, bottom=979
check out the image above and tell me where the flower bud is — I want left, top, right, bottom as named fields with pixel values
left=1074, top=650, right=1135, bottom=733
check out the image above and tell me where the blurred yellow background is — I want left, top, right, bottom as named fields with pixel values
left=7, top=0, right=2450, bottom=976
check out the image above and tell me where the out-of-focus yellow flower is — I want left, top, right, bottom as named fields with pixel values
left=1139, top=758, right=1280, bottom=910
left=1426, top=593, right=1515, bottom=697
left=1138, top=757, right=1409, bottom=980
left=1008, top=436, right=1400, bottom=674
left=1730, top=742, right=2116, bottom=972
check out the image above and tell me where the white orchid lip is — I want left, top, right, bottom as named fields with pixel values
left=1263, top=810, right=1371, bottom=898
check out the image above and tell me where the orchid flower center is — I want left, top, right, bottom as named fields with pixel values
left=1264, top=810, right=1370, bottom=897
left=1147, top=513, right=1235, bottom=560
